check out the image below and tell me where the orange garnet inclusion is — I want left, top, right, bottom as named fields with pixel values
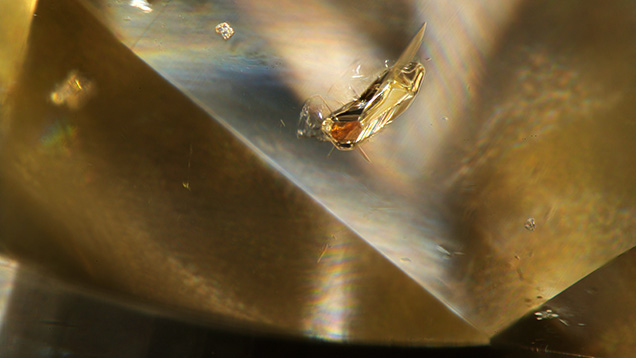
left=330, top=121, right=363, bottom=142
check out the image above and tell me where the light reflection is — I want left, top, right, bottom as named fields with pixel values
left=0, top=257, right=18, bottom=329
left=237, top=0, right=379, bottom=101
left=49, top=70, right=94, bottom=110
left=0, top=0, right=38, bottom=92
left=304, top=235, right=357, bottom=341
left=40, top=118, right=78, bottom=155
left=449, top=46, right=622, bottom=189
left=438, top=40, right=634, bottom=333
left=130, top=0, right=152, bottom=14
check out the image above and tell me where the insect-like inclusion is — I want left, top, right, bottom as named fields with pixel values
left=298, top=24, right=426, bottom=150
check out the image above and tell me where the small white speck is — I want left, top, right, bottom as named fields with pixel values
left=524, top=217, right=536, bottom=231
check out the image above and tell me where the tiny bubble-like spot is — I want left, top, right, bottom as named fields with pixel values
left=534, top=309, right=559, bottom=321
